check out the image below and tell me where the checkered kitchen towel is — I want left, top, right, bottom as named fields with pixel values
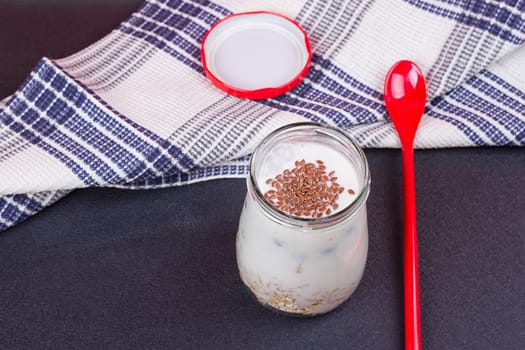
left=1, top=0, right=525, bottom=231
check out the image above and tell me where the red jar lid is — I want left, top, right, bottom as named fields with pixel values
left=201, top=11, right=312, bottom=100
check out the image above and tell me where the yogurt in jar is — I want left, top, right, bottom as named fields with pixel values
left=236, top=123, right=370, bottom=316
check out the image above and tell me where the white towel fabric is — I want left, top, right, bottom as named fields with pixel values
left=1, top=0, right=525, bottom=231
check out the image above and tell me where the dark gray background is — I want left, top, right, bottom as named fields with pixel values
left=0, top=1, right=524, bottom=349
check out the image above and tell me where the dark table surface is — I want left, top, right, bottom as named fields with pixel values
left=0, top=1, right=524, bottom=349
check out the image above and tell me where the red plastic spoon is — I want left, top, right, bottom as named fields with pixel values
left=384, top=60, right=427, bottom=350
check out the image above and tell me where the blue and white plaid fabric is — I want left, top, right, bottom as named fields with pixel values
left=1, top=0, right=525, bottom=231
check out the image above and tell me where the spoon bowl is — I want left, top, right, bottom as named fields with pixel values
left=384, top=61, right=427, bottom=146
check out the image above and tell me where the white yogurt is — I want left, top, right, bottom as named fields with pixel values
left=236, top=123, right=370, bottom=316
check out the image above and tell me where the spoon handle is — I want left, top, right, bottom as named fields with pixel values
left=402, top=146, right=422, bottom=350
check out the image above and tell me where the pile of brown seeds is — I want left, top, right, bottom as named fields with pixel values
left=263, top=159, right=355, bottom=218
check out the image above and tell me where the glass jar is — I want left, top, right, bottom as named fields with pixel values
left=236, top=123, right=371, bottom=316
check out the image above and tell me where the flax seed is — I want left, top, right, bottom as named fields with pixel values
left=263, top=159, right=346, bottom=218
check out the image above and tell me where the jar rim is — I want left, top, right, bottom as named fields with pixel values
left=248, top=122, right=371, bottom=230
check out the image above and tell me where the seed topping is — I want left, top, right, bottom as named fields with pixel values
left=263, top=159, right=355, bottom=218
